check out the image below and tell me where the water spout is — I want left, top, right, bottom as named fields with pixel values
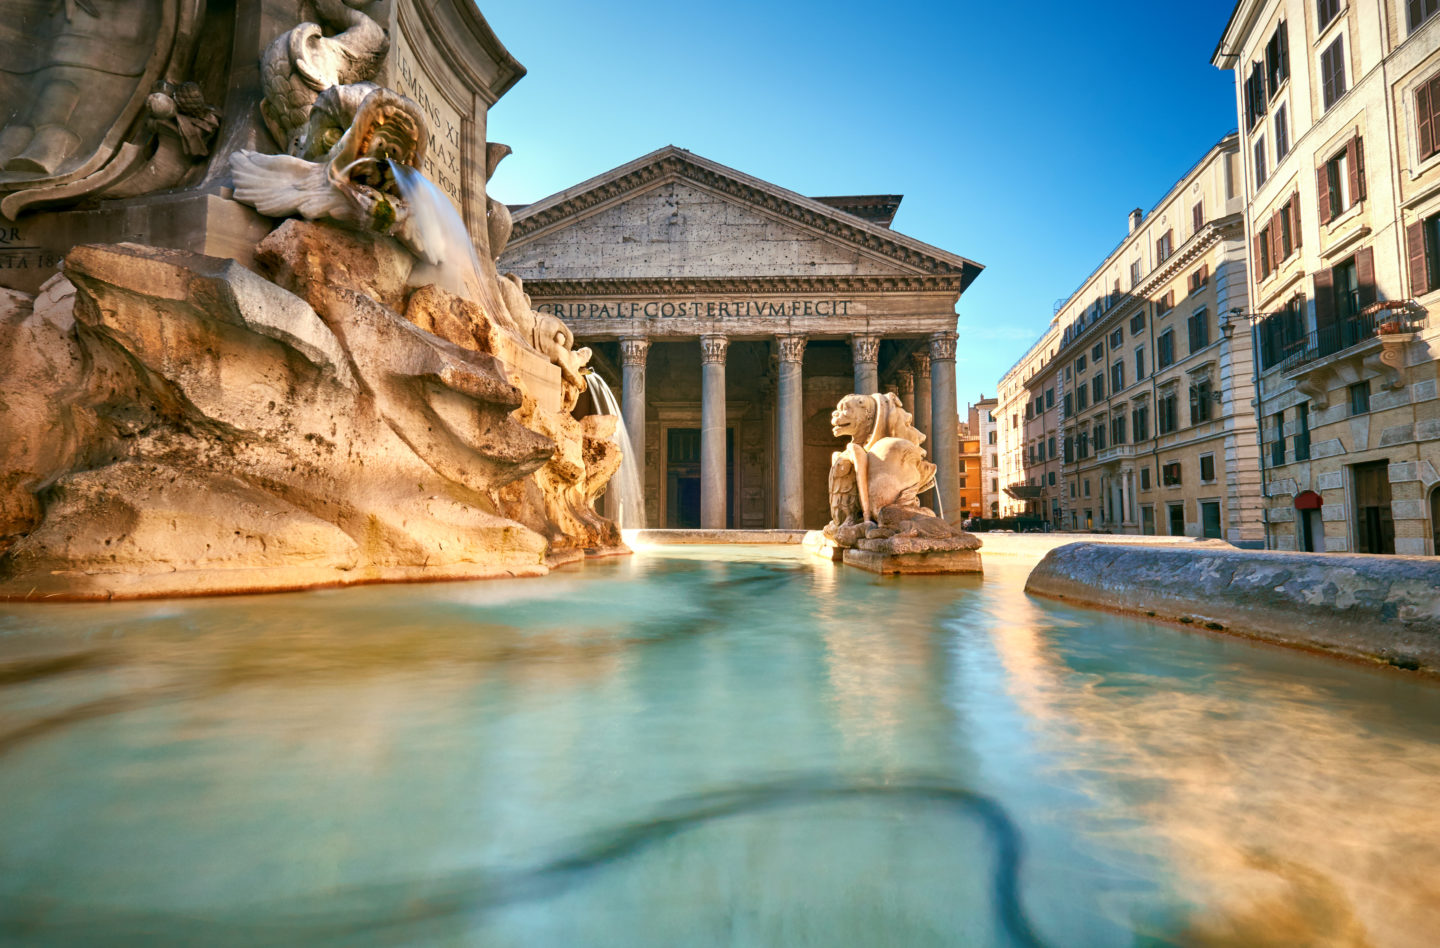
left=586, top=373, right=646, bottom=530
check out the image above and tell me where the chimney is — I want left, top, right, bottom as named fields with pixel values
left=1128, top=208, right=1144, bottom=234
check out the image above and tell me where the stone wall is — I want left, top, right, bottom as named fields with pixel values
left=1025, top=542, right=1440, bottom=672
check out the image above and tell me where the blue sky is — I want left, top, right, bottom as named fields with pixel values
left=482, top=0, right=1241, bottom=407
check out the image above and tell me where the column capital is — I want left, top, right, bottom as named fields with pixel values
left=776, top=333, right=806, bottom=364
left=929, top=330, right=958, bottom=361
left=910, top=351, right=931, bottom=380
left=700, top=334, right=729, bottom=364
left=619, top=336, right=649, bottom=366
left=851, top=333, right=880, bottom=364
left=896, top=370, right=914, bottom=397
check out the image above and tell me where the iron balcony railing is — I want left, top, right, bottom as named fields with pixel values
left=1277, top=305, right=1425, bottom=373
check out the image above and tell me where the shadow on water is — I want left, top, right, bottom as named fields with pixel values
left=0, top=774, right=1051, bottom=948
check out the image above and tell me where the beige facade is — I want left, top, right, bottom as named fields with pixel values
left=974, top=396, right=1000, bottom=517
left=498, top=148, right=982, bottom=530
left=1000, top=136, right=1265, bottom=543
left=1215, top=0, right=1440, bottom=554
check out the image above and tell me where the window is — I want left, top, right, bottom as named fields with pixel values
left=1349, top=380, right=1371, bottom=415
left=1077, top=385, right=1089, bottom=410
left=1268, top=193, right=1300, bottom=266
left=1132, top=403, right=1149, bottom=442
left=1092, top=343, right=1104, bottom=362
left=1409, top=0, right=1439, bottom=31
left=1156, top=230, right=1173, bottom=263
left=1025, top=402, right=1033, bottom=421
left=1083, top=479, right=1091, bottom=497
left=1135, top=346, right=1145, bottom=378
left=1076, top=354, right=1087, bottom=373
left=1407, top=210, right=1440, bottom=296
left=1190, top=378, right=1214, bottom=424
left=1258, top=295, right=1307, bottom=369
left=1270, top=410, right=1286, bottom=466
left=1093, top=421, right=1106, bottom=451
left=1047, top=435, right=1055, bottom=458
left=1187, top=264, right=1210, bottom=296
left=1155, top=291, right=1175, bottom=316
left=988, top=431, right=996, bottom=445
left=1047, top=471, right=1056, bottom=487
left=1256, top=221, right=1274, bottom=279
left=1317, top=0, right=1339, bottom=30
left=1200, top=454, right=1216, bottom=482
left=1045, top=388, right=1054, bottom=409
left=1417, top=71, right=1440, bottom=162
left=1110, top=361, right=1125, bottom=393
left=1275, top=103, right=1290, bottom=160
left=1188, top=308, right=1210, bottom=353
left=1063, top=393, right=1073, bottom=416
left=1158, top=329, right=1176, bottom=368
left=1110, top=414, right=1127, bottom=446
left=991, top=478, right=998, bottom=494
left=1130, top=260, right=1142, bottom=287
left=1265, top=21, right=1289, bottom=98
left=1130, top=312, right=1146, bottom=334
left=1162, top=461, right=1182, bottom=486
left=1158, top=389, right=1178, bottom=434
left=1192, top=201, right=1204, bottom=233
left=1333, top=255, right=1362, bottom=323
left=1140, top=466, right=1151, bottom=490
left=1245, top=60, right=1267, bottom=131
left=1295, top=403, right=1311, bottom=461
left=1109, top=328, right=1123, bottom=349
left=1064, top=436, right=1074, bottom=463
left=1077, top=432, right=1089, bottom=459
left=1319, top=138, right=1365, bottom=222
left=1254, top=136, right=1268, bottom=187
left=1320, top=35, right=1346, bottom=112
left=1091, top=374, right=1104, bottom=402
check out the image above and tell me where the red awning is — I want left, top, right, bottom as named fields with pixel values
left=1294, top=490, right=1323, bottom=510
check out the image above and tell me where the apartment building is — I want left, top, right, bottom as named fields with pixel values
left=974, top=396, right=1000, bottom=517
left=1215, top=0, right=1440, bottom=553
left=958, top=412, right=982, bottom=520
left=996, top=325, right=1064, bottom=523
left=1016, top=135, right=1265, bottom=543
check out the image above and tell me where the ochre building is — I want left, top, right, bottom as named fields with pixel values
left=498, top=148, right=983, bottom=529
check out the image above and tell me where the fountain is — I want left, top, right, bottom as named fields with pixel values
left=585, top=372, right=646, bottom=530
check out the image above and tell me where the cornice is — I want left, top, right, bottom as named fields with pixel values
left=506, top=148, right=983, bottom=289
left=518, top=274, right=970, bottom=298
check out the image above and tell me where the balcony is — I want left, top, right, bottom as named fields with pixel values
left=1280, top=302, right=1425, bottom=408
left=1095, top=444, right=1137, bottom=464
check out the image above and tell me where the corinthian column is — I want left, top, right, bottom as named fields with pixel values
left=619, top=336, right=649, bottom=473
left=910, top=352, right=932, bottom=451
left=851, top=333, right=880, bottom=395
left=700, top=334, right=728, bottom=529
left=897, top=370, right=915, bottom=416
left=776, top=334, right=806, bottom=529
left=929, top=330, right=960, bottom=521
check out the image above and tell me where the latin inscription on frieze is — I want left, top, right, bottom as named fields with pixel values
left=0, top=225, right=60, bottom=271
left=536, top=299, right=856, bottom=319
left=390, top=27, right=464, bottom=211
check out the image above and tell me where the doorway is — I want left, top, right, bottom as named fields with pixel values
left=1430, top=485, right=1440, bottom=554
left=665, top=427, right=734, bottom=528
left=1168, top=502, right=1185, bottom=536
left=1201, top=501, right=1222, bottom=539
left=1351, top=460, right=1394, bottom=554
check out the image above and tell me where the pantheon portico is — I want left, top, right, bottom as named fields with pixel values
left=499, top=147, right=982, bottom=529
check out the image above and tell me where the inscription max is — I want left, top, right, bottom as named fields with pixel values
left=537, top=300, right=856, bottom=319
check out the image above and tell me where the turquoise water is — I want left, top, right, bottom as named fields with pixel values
left=1, top=546, right=1438, bottom=947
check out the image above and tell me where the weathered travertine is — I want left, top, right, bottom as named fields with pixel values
left=1026, top=543, right=1440, bottom=671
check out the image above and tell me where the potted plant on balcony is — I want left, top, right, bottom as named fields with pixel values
left=1377, top=318, right=1403, bottom=335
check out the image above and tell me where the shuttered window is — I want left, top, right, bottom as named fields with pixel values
left=1265, top=22, right=1289, bottom=98
left=1157, top=329, right=1175, bottom=369
left=1188, top=309, right=1210, bottom=354
left=1156, top=230, right=1173, bottom=262
left=1275, top=104, right=1290, bottom=160
left=1192, top=202, right=1204, bottom=233
left=1407, top=213, right=1440, bottom=296
left=1317, top=0, right=1340, bottom=29
left=1321, top=36, right=1346, bottom=111
left=1416, top=72, right=1440, bottom=162
left=1408, top=0, right=1439, bottom=31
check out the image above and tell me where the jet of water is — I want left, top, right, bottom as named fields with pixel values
left=585, top=373, right=646, bottom=530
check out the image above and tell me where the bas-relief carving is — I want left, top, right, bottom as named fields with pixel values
left=806, top=393, right=980, bottom=569
left=0, top=0, right=219, bottom=217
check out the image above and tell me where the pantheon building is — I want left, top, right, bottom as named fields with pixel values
left=499, top=147, right=983, bottom=530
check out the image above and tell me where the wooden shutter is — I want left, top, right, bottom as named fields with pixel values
left=1314, top=267, right=1336, bottom=336
left=1355, top=246, right=1376, bottom=310
left=1290, top=193, right=1302, bottom=248
left=1254, top=233, right=1266, bottom=277
left=1271, top=210, right=1284, bottom=263
left=1347, top=137, right=1366, bottom=203
left=1278, top=21, right=1289, bottom=83
left=1420, top=81, right=1436, bottom=161
left=1317, top=165, right=1333, bottom=223
left=1407, top=220, right=1430, bottom=296
left=1199, top=263, right=1209, bottom=285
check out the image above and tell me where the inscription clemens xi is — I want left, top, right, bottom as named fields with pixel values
left=537, top=300, right=857, bottom=319
left=391, top=38, right=463, bottom=209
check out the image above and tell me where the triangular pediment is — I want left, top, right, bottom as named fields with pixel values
left=499, top=147, right=982, bottom=290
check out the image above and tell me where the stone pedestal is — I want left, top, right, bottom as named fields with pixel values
left=843, top=548, right=982, bottom=575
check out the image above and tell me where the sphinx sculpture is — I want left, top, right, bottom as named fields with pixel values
left=0, top=1, right=623, bottom=599
left=806, top=392, right=981, bottom=574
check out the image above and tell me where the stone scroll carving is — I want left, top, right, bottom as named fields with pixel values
left=814, top=392, right=979, bottom=561
left=0, top=0, right=219, bottom=217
